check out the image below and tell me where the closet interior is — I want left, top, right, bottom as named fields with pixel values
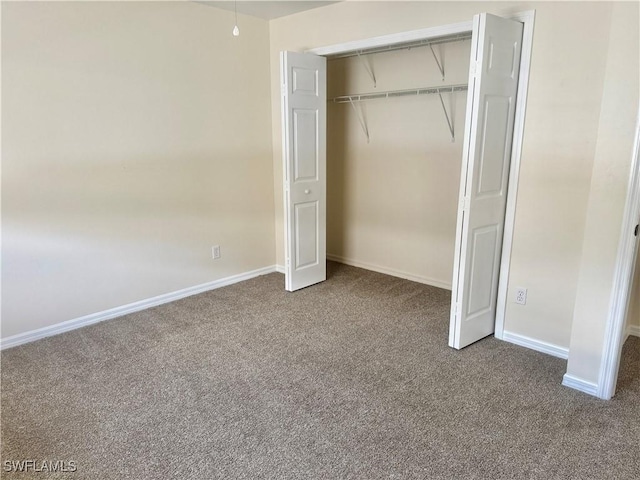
left=325, top=35, right=472, bottom=289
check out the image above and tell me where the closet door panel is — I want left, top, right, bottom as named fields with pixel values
left=281, top=51, right=327, bottom=292
left=449, top=13, right=523, bottom=349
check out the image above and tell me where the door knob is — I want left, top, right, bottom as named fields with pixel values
left=304, top=189, right=311, bottom=194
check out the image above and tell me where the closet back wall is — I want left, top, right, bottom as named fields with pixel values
left=326, top=42, right=470, bottom=288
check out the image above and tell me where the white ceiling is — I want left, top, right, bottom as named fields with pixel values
left=196, top=1, right=339, bottom=20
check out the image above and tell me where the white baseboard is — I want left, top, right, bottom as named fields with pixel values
left=502, top=330, right=569, bottom=359
left=275, top=265, right=285, bottom=274
left=1, top=265, right=279, bottom=351
left=627, top=324, right=640, bottom=338
left=326, top=254, right=452, bottom=290
left=562, top=373, right=599, bottom=397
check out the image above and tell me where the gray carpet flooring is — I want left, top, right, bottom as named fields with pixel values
left=1, top=262, right=639, bottom=479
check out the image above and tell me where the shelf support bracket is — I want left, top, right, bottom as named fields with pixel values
left=437, top=92, right=455, bottom=142
left=429, top=44, right=445, bottom=81
left=348, top=97, right=370, bottom=143
left=356, top=51, right=377, bottom=88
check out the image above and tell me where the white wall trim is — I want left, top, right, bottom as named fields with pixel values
left=596, top=108, right=640, bottom=400
left=307, top=20, right=473, bottom=56
left=0, top=265, right=279, bottom=351
left=494, top=10, right=536, bottom=341
left=502, top=330, right=569, bottom=359
left=562, top=374, right=599, bottom=396
left=327, top=254, right=452, bottom=290
left=622, top=324, right=640, bottom=344
left=275, top=264, right=286, bottom=274
left=627, top=324, right=640, bottom=338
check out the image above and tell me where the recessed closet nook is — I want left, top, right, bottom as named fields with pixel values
left=281, top=14, right=527, bottom=349
left=325, top=35, right=472, bottom=293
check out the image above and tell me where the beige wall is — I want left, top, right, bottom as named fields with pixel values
left=1, top=2, right=275, bottom=338
left=325, top=41, right=470, bottom=287
left=564, top=0, right=639, bottom=385
left=270, top=1, right=613, bottom=349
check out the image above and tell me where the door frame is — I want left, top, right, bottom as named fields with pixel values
left=597, top=108, right=640, bottom=400
left=304, top=10, right=535, bottom=341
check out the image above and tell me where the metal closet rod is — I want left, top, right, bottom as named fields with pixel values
left=330, top=84, right=468, bottom=143
left=329, top=84, right=468, bottom=104
left=327, top=32, right=472, bottom=60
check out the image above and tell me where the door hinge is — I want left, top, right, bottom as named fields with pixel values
left=281, top=84, right=286, bottom=96
left=460, top=196, right=470, bottom=211
left=470, top=60, right=481, bottom=78
left=455, top=302, right=462, bottom=317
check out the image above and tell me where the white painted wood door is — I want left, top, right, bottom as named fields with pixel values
left=281, top=51, right=327, bottom=291
left=449, top=14, right=523, bottom=349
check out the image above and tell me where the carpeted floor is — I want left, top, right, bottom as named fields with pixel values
left=1, top=262, right=639, bottom=479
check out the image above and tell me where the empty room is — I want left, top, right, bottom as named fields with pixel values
left=2, top=1, right=639, bottom=479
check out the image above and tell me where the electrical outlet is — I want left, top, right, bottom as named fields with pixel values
left=212, top=245, right=221, bottom=260
left=515, top=287, right=527, bottom=305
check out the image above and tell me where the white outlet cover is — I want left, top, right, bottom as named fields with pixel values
left=515, top=287, right=527, bottom=305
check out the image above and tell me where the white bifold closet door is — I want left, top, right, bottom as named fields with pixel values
left=449, top=13, right=523, bottom=349
left=280, top=51, right=327, bottom=292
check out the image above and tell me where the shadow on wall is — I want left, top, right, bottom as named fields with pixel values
left=327, top=90, right=349, bottom=258
left=1, top=149, right=274, bottom=337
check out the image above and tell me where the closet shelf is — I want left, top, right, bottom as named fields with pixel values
left=327, top=32, right=472, bottom=59
left=329, top=84, right=468, bottom=104
left=330, top=84, right=468, bottom=143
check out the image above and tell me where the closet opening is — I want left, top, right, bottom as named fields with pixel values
left=280, top=12, right=535, bottom=350
left=324, top=33, right=472, bottom=300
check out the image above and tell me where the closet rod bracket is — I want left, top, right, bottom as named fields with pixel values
left=429, top=44, right=445, bottom=81
left=437, top=92, right=455, bottom=142
left=356, top=51, right=377, bottom=88
left=348, top=97, right=370, bottom=143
